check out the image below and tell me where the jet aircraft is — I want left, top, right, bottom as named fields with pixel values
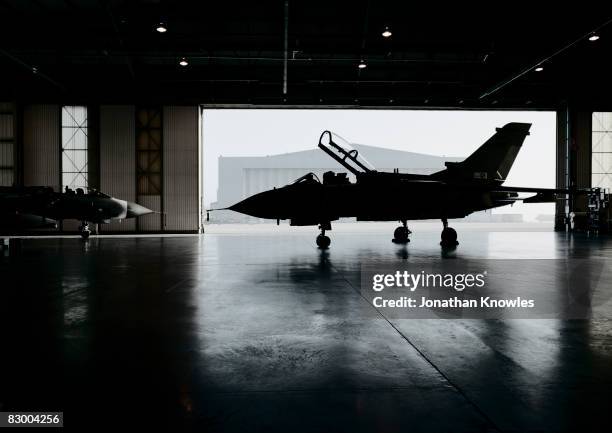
left=221, top=123, right=571, bottom=248
left=0, top=186, right=153, bottom=238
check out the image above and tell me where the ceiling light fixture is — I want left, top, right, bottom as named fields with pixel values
left=179, top=57, right=189, bottom=67
left=382, top=26, right=392, bottom=38
left=534, top=66, right=544, bottom=72
left=358, top=59, right=367, bottom=69
left=156, top=22, right=167, bottom=33
left=588, top=34, right=600, bottom=41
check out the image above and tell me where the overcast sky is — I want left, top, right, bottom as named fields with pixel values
left=202, top=109, right=556, bottom=220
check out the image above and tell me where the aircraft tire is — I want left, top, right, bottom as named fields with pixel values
left=440, top=227, right=458, bottom=246
left=393, top=226, right=410, bottom=243
left=316, top=235, right=331, bottom=249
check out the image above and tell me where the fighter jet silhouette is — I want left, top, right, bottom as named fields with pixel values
left=222, top=123, right=567, bottom=248
left=0, top=186, right=153, bottom=238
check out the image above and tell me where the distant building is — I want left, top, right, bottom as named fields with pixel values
left=535, top=214, right=555, bottom=222
left=210, top=144, right=463, bottom=222
left=464, top=212, right=523, bottom=223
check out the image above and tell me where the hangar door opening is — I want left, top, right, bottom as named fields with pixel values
left=202, top=109, right=555, bottom=230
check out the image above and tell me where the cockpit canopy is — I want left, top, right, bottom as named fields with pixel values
left=318, top=131, right=376, bottom=175
left=290, top=171, right=351, bottom=186
left=288, top=131, right=377, bottom=186
left=87, top=189, right=110, bottom=198
left=291, top=172, right=321, bottom=185
left=63, top=187, right=111, bottom=198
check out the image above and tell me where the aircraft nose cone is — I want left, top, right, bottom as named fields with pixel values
left=229, top=190, right=278, bottom=219
left=126, top=202, right=154, bottom=218
left=229, top=196, right=261, bottom=217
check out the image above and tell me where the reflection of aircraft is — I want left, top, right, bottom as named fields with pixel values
left=222, top=123, right=574, bottom=249
left=0, top=186, right=153, bottom=238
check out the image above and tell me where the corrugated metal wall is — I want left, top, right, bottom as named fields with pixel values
left=555, top=107, right=568, bottom=230
left=0, top=102, right=14, bottom=186
left=138, top=195, right=162, bottom=231
left=100, top=105, right=136, bottom=231
left=23, top=105, right=60, bottom=191
left=555, top=108, right=593, bottom=230
left=574, top=111, right=592, bottom=214
left=163, top=106, right=199, bottom=231
left=575, top=111, right=592, bottom=189
left=135, top=107, right=163, bottom=231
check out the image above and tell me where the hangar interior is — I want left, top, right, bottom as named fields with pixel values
left=1, top=2, right=612, bottom=432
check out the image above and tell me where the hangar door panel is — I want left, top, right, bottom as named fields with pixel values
left=0, top=102, right=14, bottom=187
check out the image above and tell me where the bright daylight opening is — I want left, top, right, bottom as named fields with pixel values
left=202, top=109, right=555, bottom=229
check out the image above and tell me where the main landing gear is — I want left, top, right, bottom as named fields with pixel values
left=392, top=220, right=411, bottom=244
left=316, top=222, right=331, bottom=249
left=440, top=218, right=458, bottom=247
left=78, top=221, right=91, bottom=240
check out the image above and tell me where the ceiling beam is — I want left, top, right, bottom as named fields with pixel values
left=480, top=16, right=612, bottom=100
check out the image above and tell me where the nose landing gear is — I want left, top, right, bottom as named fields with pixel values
left=316, top=222, right=331, bottom=249
left=392, top=220, right=411, bottom=244
left=78, top=221, right=91, bottom=239
left=440, top=218, right=458, bottom=247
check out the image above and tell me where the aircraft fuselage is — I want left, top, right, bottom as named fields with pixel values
left=230, top=173, right=518, bottom=226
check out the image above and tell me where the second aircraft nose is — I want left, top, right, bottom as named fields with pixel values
left=126, top=202, right=154, bottom=218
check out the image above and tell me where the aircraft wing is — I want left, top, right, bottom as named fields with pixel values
left=0, top=188, right=58, bottom=229
left=0, top=187, right=55, bottom=216
left=491, top=186, right=579, bottom=194
left=490, top=186, right=591, bottom=203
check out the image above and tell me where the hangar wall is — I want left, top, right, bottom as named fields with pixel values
left=0, top=102, right=15, bottom=186
left=23, top=105, right=60, bottom=191
left=573, top=111, right=592, bottom=215
left=100, top=105, right=136, bottom=232
left=15, top=103, right=200, bottom=233
left=555, top=106, right=593, bottom=230
left=163, top=106, right=200, bottom=231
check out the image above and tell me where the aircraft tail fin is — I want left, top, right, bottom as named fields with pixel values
left=432, top=122, right=531, bottom=184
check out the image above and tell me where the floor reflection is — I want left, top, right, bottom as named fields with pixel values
left=0, top=230, right=611, bottom=431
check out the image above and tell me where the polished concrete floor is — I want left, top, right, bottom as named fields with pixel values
left=1, top=224, right=612, bottom=431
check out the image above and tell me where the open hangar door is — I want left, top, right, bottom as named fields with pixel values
left=201, top=108, right=556, bottom=232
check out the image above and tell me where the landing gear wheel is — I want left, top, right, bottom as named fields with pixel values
left=440, top=227, right=458, bottom=246
left=393, top=226, right=410, bottom=244
left=316, top=222, right=332, bottom=249
left=316, top=234, right=331, bottom=249
left=392, top=220, right=411, bottom=244
left=79, top=222, right=91, bottom=240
